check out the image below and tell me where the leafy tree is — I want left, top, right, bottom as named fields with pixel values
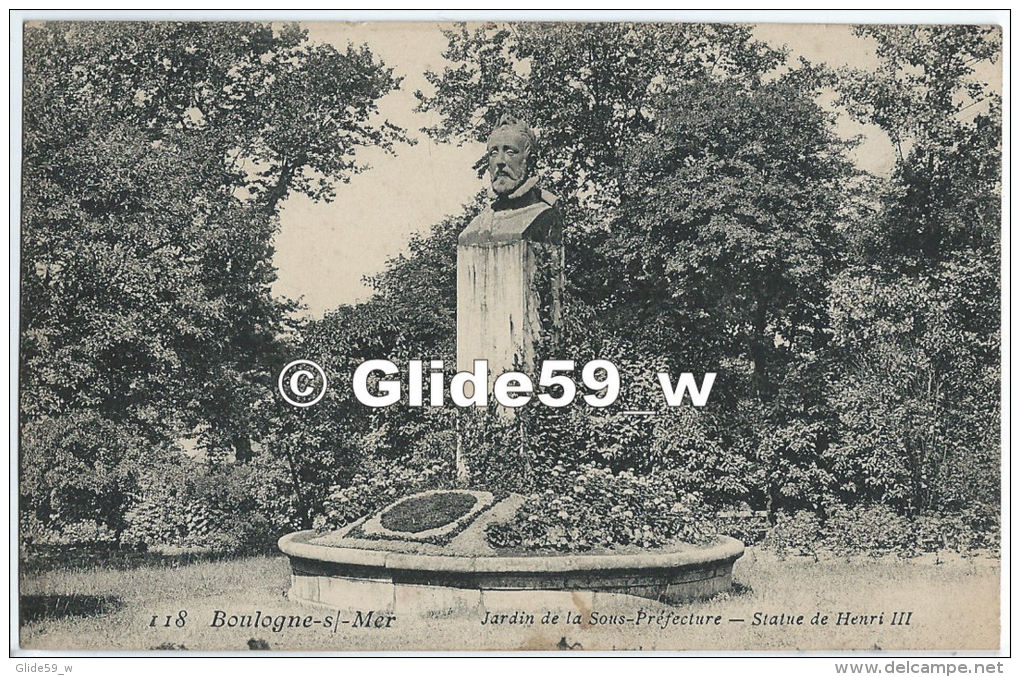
left=608, top=73, right=858, bottom=513
left=416, top=22, right=788, bottom=314
left=20, top=21, right=405, bottom=538
left=417, top=23, right=784, bottom=208
left=20, top=411, right=162, bottom=538
left=257, top=206, right=480, bottom=526
left=835, top=24, right=1001, bottom=266
left=828, top=25, right=1001, bottom=513
left=826, top=257, right=999, bottom=512
left=387, top=23, right=859, bottom=514
left=298, top=22, right=1001, bottom=526
left=614, top=74, right=856, bottom=394
left=21, top=21, right=405, bottom=456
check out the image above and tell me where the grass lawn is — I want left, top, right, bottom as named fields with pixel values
left=17, top=546, right=1000, bottom=652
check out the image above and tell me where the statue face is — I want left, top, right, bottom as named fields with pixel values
left=486, top=127, right=531, bottom=196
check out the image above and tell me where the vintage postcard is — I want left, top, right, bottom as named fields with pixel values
left=12, top=13, right=1006, bottom=658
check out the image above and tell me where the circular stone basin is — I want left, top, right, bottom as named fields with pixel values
left=279, top=496, right=744, bottom=614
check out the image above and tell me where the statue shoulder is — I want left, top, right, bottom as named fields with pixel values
left=538, top=189, right=560, bottom=208
left=459, top=204, right=495, bottom=244
left=523, top=192, right=563, bottom=244
left=466, top=204, right=494, bottom=227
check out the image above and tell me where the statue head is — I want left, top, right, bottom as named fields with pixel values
left=486, top=113, right=537, bottom=196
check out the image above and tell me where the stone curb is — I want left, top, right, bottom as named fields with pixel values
left=279, top=531, right=745, bottom=574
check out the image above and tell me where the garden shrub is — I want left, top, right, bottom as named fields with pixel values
left=20, top=412, right=160, bottom=539
left=121, top=459, right=299, bottom=552
left=122, top=463, right=229, bottom=551
left=315, top=455, right=454, bottom=531
left=762, top=510, right=823, bottom=559
left=913, top=504, right=1000, bottom=555
left=20, top=513, right=118, bottom=547
left=194, top=460, right=303, bottom=550
left=959, top=503, right=1000, bottom=552
left=824, top=504, right=913, bottom=557
left=715, top=511, right=769, bottom=546
left=458, top=406, right=535, bottom=494
left=754, top=504, right=1001, bottom=559
left=485, top=462, right=717, bottom=552
left=913, top=513, right=964, bottom=555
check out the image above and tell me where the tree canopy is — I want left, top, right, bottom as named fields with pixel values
left=21, top=21, right=405, bottom=453
left=20, top=21, right=406, bottom=533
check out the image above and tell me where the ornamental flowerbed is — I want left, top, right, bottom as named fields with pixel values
left=342, top=489, right=498, bottom=546
left=379, top=491, right=479, bottom=533
left=485, top=462, right=717, bottom=552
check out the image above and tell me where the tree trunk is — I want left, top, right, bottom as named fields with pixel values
left=750, top=296, right=778, bottom=522
left=280, top=440, right=312, bottom=529
left=749, top=297, right=771, bottom=402
left=264, top=157, right=305, bottom=214
left=232, top=434, right=253, bottom=464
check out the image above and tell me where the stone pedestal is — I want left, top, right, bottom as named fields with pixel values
left=455, top=183, right=564, bottom=478
left=456, top=183, right=564, bottom=382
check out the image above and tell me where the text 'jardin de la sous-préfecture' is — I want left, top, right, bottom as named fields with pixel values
left=278, top=358, right=716, bottom=410
left=479, top=609, right=915, bottom=629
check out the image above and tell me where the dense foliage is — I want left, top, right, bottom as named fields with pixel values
left=825, top=26, right=1002, bottom=515
left=486, top=463, right=716, bottom=552
left=316, top=456, right=453, bottom=532
left=763, top=503, right=999, bottom=559
left=20, top=23, right=1001, bottom=554
left=20, top=21, right=405, bottom=544
left=331, top=23, right=999, bottom=547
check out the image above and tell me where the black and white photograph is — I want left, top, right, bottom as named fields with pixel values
left=10, top=10, right=1008, bottom=660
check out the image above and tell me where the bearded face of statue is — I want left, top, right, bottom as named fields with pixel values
left=486, top=126, right=533, bottom=196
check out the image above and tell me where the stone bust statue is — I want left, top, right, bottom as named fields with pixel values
left=455, top=114, right=566, bottom=477
left=456, top=114, right=564, bottom=380
left=486, top=114, right=539, bottom=197
left=458, top=114, right=562, bottom=247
